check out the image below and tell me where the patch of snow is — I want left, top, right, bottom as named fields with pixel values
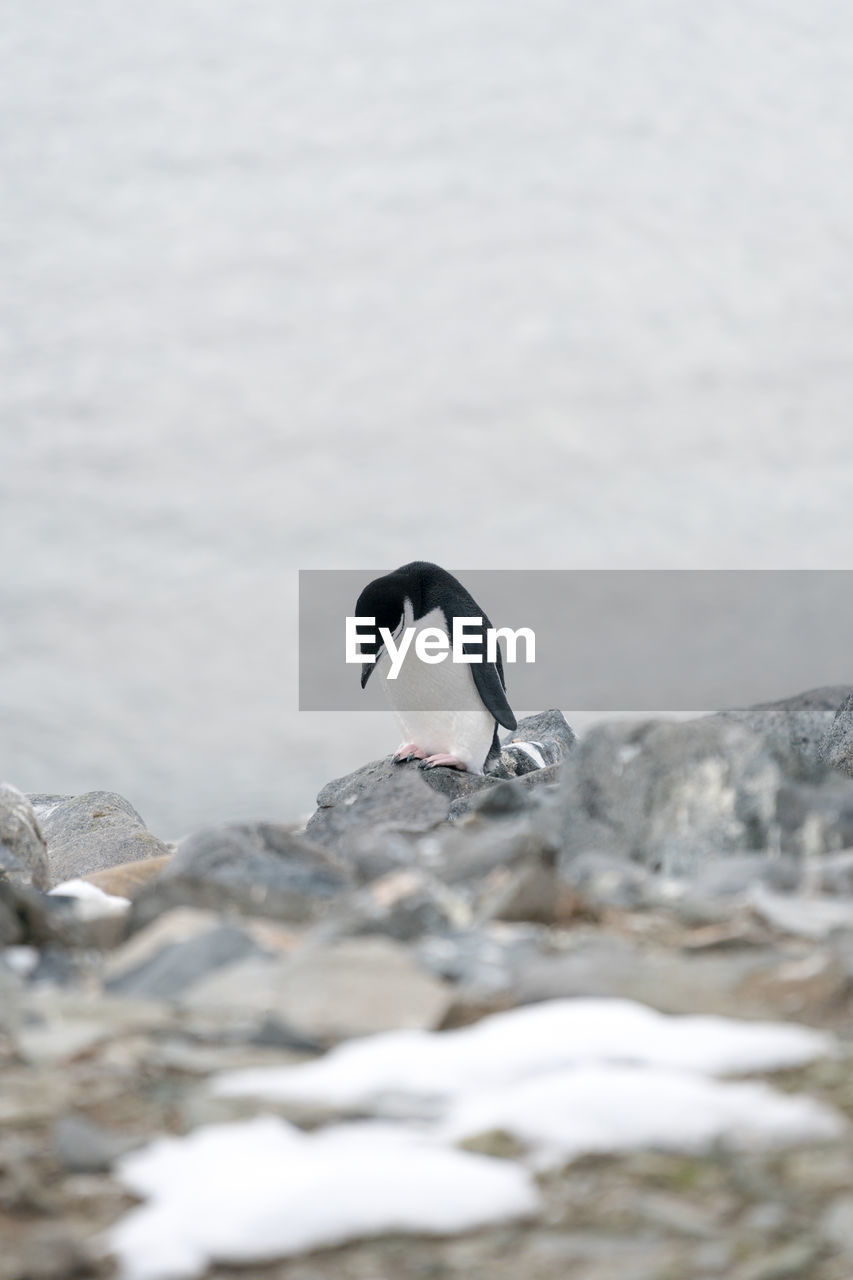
left=213, top=998, right=835, bottom=1112
left=107, top=1115, right=538, bottom=1280
left=49, top=879, right=130, bottom=917
left=2, top=945, right=39, bottom=976
left=441, top=1065, right=844, bottom=1169
left=106, top=1000, right=842, bottom=1278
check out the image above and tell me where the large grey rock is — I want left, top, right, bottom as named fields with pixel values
left=306, top=765, right=451, bottom=860
left=35, top=791, right=171, bottom=888
left=307, top=718, right=572, bottom=848
left=181, top=936, right=452, bottom=1042
left=820, top=692, right=853, bottom=778
left=708, top=686, right=853, bottom=782
left=105, top=908, right=266, bottom=999
left=558, top=717, right=781, bottom=874
left=0, top=784, right=49, bottom=890
left=130, top=823, right=350, bottom=931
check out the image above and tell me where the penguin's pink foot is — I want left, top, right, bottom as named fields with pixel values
left=394, top=743, right=428, bottom=763
left=419, top=753, right=469, bottom=771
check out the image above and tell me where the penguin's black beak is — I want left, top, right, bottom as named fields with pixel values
left=360, top=637, right=386, bottom=688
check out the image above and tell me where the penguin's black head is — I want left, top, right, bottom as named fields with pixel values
left=354, top=563, right=430, bottom=688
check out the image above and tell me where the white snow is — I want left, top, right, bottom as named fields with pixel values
left=440, top=1066, right=842, bottom=1169
left=213, top=997, right=836, bottom=1112
left=107, top=1116, right=538, bottom=1280
left=49, top=878, right=131, bottom=917
left=107, top=999, right=843, bottom=1279
left=2, top=945, right=39, bottom=977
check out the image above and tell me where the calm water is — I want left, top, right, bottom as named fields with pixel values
left=3, top=2, right=853, bottom=837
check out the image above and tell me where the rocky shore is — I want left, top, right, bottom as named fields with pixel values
left=3, top=690, right=853, bottom=1279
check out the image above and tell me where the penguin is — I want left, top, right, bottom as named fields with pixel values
left=355, top=561, right=517, bottom=773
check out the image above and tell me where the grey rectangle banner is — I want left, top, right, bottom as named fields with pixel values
left=299, top=570, right=851, bottom=712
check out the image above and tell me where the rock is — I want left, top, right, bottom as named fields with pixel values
left=83, top=854, right=172, bottom=897
left=328, top=869, right=472, bottom=943
left=416, top=926, right=542, bottom=999
left=129, top=823, right=349, bottom=931
left=821, top=692, right=853, bottom=777
left=502, top=933, right=849, bottom=1022
left=466, top=778, right=541, bottom=819
left=0, top=888, right=23, bottom=946
left=558, top=851, right=652, bottom=910
left=104, top=908, right=268, bottom=1000
left=426, top=818, right=567, bottom=926
left=36, top=791, right=171, bottom=888
left=708, top=685, right=853, bottom=782
left=814, top=849, right=853, bottom=894
left=735, top=1238, right=823, bottom=1280
left=416, top=813, right=556, bottom=886
left=476, top=854, right=567, bottom=926
left=27, top=793, right=74, bottom=819
left=684, top=853, right=801, bottom=899
left=0, top=880, right=97, bottom=949
left=447, top=766, right=564, bottom=821
left=747, top=886, right=853, bottom=940
left=181, top=936, right=452, bottom=1042
left=494, top=709, right=577, bottom=777
left=558, top=718, right=781, bottom=874
left=51, top=1113, right=138, bottom=1173
left=306, top=719, right=572, bottom=847
left=44, top=880, right=129, bottom=949
left=0, top=783, right=49, bottom=890
left=416, top=766, right=498, bottom=808
left=2, top=1225, right=95, bottom=1280
left=820, top=1194, right=853, bottom=1257
left=306, top=765, right=451, bottom=861
left=775, top=774, right=853, bottom=855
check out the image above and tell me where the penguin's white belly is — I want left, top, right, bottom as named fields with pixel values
left=376, top=609, right=495, bottom=773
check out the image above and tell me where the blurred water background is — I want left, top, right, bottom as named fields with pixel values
left=3, top=1, right=852, bottom=838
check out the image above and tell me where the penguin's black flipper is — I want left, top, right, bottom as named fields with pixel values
left=472, top=653, right=517, bottom=732
left=439, top=599, right=517, bottom=734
